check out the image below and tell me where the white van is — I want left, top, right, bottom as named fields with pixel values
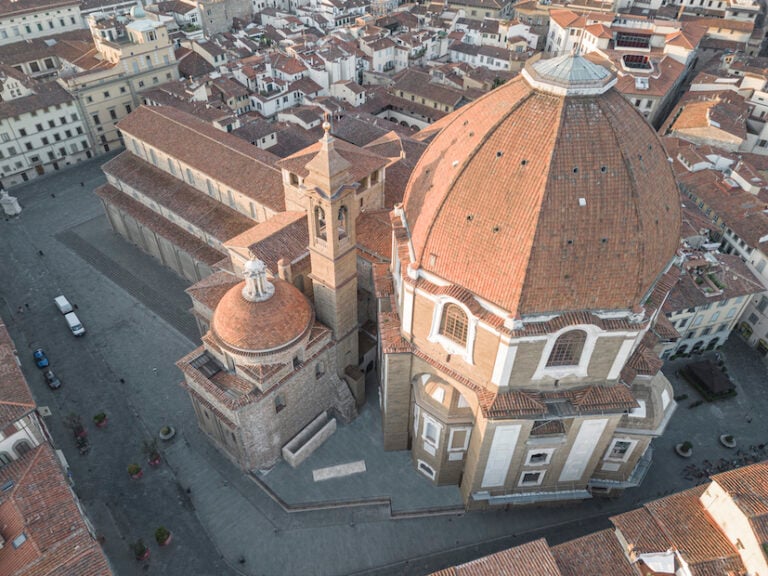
left=64, top=312, right=85, bottom=336
left=54, top=295, right=73, bottom=314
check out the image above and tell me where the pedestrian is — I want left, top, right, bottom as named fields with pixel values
left=152, top=368, right=158, bottom=375
left=80, top=181, right=84, bottom=187
left=51, top=193, right=55, bottom=198
left=73, top=304, right=78, bottom=310
left=119, top=378, right=125, bottom=384
left=38, top=249, right=44, bottom=256
left=24, top=303, right=29, bottom=310
left=17, top=306, right=23, bottom=314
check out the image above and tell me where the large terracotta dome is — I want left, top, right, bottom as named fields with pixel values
left=403, top=54, right=681, bottom=316
left=211, top=277, right=313, bottom=356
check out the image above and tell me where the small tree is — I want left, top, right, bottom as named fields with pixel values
left=131, top=539, right=149, bottom=560
left=155, top=526, right=171, bottom=545
left=143, top=439, right=161, bottom=464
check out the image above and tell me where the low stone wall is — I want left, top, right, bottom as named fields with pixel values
left=282, top=412, right=336, bottom=468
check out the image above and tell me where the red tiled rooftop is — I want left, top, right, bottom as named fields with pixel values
left=403, top=62, right=681, bottom=316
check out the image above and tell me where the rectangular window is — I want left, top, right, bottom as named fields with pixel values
left=518, top=470, right=545, bottom=486
left=605, top=439, right=636, bottom=462
left=757, top=296, right=768, bottom=314
left=109, top=109, right=117, bottom=120
left=693, top=316, right=703, bottom=326
left=19, top=128, right=27, bottom=137
left=186, top=168, right=195, bottom=185
left=423, top=419, right=439, bottom=446
left=748, top=313, right=759, bottom=325
left=726, top=307, right=737, bottom=319
left=524, top=448, right=555, bottom=466
left=92, top=114, right=101, bottom=125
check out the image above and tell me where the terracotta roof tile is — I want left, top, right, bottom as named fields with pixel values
left=0, top=324, right=36, bottom=428
left=276, top=137, right=388, bottom=183
left=404, top=73, right=680, bottom=316
left=0, top=444, right=113, bottom=576
left=357, top=209, right=393, bottom=262
left=224, top=212, right=309, bottom=274
left=117, top=106, right=284, bottom=212
left=211, top=279, right=314, bottom=354
left=552, top=529, right=635, bottom=576
left=710, top=461, right=768, bottom=545
left=103, top=152, right=255, bottom=243
left=94, top=184, right=224, bottom=265
left=436, top=538, right=562, bottom=576
left=644, top=486, right=744, bottom=572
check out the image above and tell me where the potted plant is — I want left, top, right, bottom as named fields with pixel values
left=155, top=526, right=172, bottom=547
left=131, top=539, right=150, bottom=561
left=127, top=463, right=143, bottom=479
left=159, top=425, right=176, bottom=441
left=143, top=439, right=161, bottom=467
left=65, top=413, right=87, bottom=439
left=675, top=441, right=693, bottom=458
left=93, top=412, right=108, bottom=428
left=720, top=434, right=736, bottom=448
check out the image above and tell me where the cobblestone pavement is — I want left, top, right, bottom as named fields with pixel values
left=1, top=159, right=767, bottom=576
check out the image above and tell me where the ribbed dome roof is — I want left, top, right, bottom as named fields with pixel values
left=211, top=278, right=313, bottom=355
left=402, top=55, right=680, bottom=316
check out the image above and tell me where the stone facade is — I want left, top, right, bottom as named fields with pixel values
left=376, top=55, right=682, bottom=509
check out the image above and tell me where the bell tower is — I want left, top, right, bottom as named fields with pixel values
left=305, top=119, right=359, bottom=377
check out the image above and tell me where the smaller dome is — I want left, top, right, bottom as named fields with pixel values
left=212, top=278, right=313, bottom=356
left=522, top=53, right=616, bottom=96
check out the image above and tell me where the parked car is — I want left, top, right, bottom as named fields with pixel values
left=44, top=370, right=62, bottom=390
left=64, top=312, right=85, bottom=336
left=54, top=295, right=73, bottom=314
left=33, top=348, right=49, bottom=368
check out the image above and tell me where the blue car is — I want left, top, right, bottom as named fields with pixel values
left=33, top=348, right=49, bottom=368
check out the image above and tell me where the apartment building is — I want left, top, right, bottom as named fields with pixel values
left=0, top=0, right=82, bottom=46
left=546, top=10, right=702, bottom=125
left=57, top=7, right=179, bottom=154
left=661, top=252, right=762, bottom=357
left=0, top=66, right=92, bottom=189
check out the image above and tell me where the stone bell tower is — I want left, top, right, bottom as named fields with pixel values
left=304, top=119, right=359, bottom=378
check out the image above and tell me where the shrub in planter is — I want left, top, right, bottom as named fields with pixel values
left=155, top=526, right=172, bottom=546
left=127, top=463, right=143, bottom=479
left=131, top=539, right=150, bottom=561
left=676, top=441, right=693, bottom=458
left=159, top=426, right=175, bottom=441
left=720, top=434, right=736, bottom=448
left=143, top=439, right=161, bottom=466
left=93, top=412, right=107, bottom=428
